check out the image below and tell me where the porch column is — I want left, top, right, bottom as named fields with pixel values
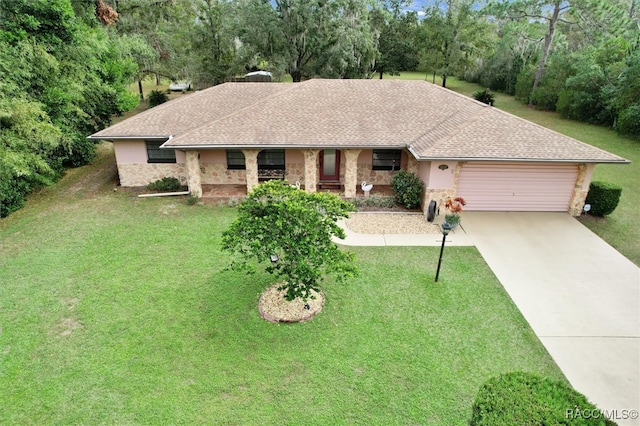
left=303, top=149, right=319, bottom=193
left=185, top=150, right=202, bottom=197
left=343, top=149, right=361, bottom=198
left=242, top=149, right=260, bottom=193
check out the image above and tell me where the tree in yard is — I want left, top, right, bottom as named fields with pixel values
left=221, top=180, right=359, bottom=303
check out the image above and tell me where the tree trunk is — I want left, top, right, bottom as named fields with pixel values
left=138, top=79, right=144, bottom=100
left=291, top=69, right=302, bottom=83
left=530, top=0, right=561, bottom=105
left=155, top=72, right=160, bottom=85
left=442, top=73, right=447, bottom=88
left=379, top=69, right=384, bottom=79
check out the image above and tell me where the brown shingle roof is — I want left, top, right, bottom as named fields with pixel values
left=89, top=83, right=292, bottom=139
left=90, top=79, right=628, bottom=163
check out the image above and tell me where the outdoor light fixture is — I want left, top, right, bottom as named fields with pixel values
left=438, top=164, right=449, bottom=170
left=270, top=254, right=279, bottom=263
left=435, top=222, right=453, bottom=282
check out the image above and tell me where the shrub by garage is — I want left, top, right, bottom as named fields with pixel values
left=390, top=170, right=424, bottom=210
left=585, top=181, right=622, bottom=216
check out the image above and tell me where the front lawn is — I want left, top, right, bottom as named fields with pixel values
left=0, top=144, right=563, bottom=424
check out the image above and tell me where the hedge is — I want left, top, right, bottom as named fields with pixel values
left=584, top=181, right=622, bottom=217
left=470, top=372, right=617, bottom=425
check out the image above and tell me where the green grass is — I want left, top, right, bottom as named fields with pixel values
left=0, top=144, right=563, bottom=425
left=384, top=72, right=640, bottom=265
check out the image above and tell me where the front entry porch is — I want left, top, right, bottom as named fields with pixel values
left=200, top=183, right=395, bottom=202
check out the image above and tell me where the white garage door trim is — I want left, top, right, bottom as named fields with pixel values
left=457, top=162, right=578, bottom=212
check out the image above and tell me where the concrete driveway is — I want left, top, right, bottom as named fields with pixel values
left=462, top=212, right=640, bottom=425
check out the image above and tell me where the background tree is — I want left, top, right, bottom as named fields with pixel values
left=371, top=1, right=420, bottom=79
left=240, top=0, right=377, bottom=82
left=419, top=0, right=491, bottom=88
left=0, top=0, right=139, bottom=216
left=222, top=180, right=359, bottom=302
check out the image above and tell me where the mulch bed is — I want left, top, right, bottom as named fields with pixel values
left=258, top=283, right=325, bottom=323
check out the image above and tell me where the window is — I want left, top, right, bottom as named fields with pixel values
left=226, top=150, right=246, bottom=169
left=146, top=140, right=176, bottom=163
left=372, top=149, right=401, bottom=171
left=258, top=149, right=285, bottom=170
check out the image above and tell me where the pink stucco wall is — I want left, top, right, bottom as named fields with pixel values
left=418, top=161, right=431, bottom=187
left=113, top=140, right=185, bottom=164
left=426, top=161, right=458, bottom=189
left=581, top=164, right=595, bottom=190
left=114, top=140, right=147, bottom=164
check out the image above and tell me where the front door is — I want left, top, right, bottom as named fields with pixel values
left=319, top=149, right=340, bottom=181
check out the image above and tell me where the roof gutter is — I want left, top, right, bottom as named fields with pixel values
left=87, top=135, right=172, bottom=142
left=409, top=156, right=630, bottom=164
left=161, top=143, right=408, bottom=150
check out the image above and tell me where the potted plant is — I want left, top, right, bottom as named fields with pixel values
left=443, top=196, right=466, bottom=228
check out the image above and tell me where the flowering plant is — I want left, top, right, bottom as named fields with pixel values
left=443, top=196, right=466, bottom=226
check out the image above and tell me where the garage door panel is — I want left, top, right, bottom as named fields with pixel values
left=457, top=163, right=578, bottom=212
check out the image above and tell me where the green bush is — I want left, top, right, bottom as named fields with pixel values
left=350, top=195, right=397, bottom=209
left=470, top=372, right=616, bottom=426
left=148, top=90, right=169, bottom=108
left=146, top=177, right=183, bottom=192
left=186, top=193, right=199, bottom=205
left=0, top=175, right=32, bottom=218
left=390, top=170, right=424, bottom=209
left=615, top=103, right=640, bottom=136
left=473, top=88, right=495, bottom=106
left=585, top=181, right=623, bottom=217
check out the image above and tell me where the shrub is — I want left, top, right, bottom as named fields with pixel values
left=186, top=193, right=199, bottom=205
left=473, top=88, right=495, bottom=106
left=585, top=181, right=623, bottom=217
left=470, top=372, right=616, bottom=426
left=615, top=103, right=640, bottom=136
left=351, top=195, right=396, bottom=209
left=146, top=177, right=182, bottom=192
left=0, top=175, right=32, bottom=218
left=390, top=170, right=424, bottom=209
left=148, top=90, right=169, bottom=108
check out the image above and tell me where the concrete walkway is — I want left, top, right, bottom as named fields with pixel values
left=337, top=212, right=640, bottom=424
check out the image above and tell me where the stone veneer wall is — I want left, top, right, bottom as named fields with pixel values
left=420, top=162, right=463, bottom=215
left=200, top=163, right=246, bottom=185
left=357, top=167, right=395, bottom=185
left=284, top=163, right=305, bottom=184
left=117, top=163, right=187, bottom=187
left=568, top=164, right=588, bottom=216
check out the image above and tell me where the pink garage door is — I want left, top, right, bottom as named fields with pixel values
left=457, top=162, right=578, bottom=212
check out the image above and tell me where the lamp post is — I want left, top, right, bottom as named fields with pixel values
left=435, top=222, right=452, bottom=282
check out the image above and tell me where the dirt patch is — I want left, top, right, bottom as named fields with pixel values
left=63, top=143, right=119, bottom=199
left=55, top=317, right=82, bottom=337
left=258, top=283, right=324, bottom=323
